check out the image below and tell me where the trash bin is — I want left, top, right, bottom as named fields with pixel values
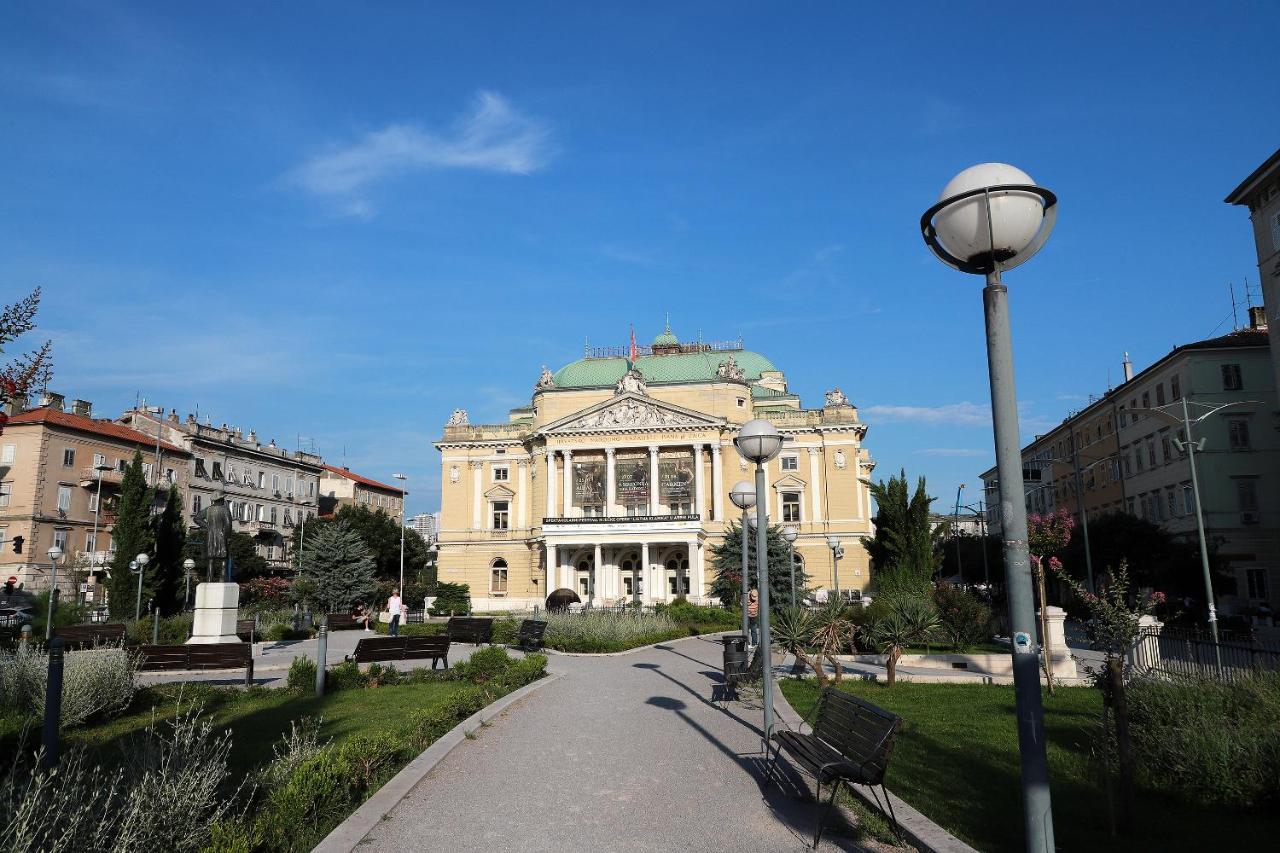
left=722, top=634, right=747, bottom=654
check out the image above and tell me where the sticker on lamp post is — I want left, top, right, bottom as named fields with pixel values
left=1013, top=631, right=1034, bottom=654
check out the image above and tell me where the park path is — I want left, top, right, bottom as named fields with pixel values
left=361, top=634, right=870, bottom=852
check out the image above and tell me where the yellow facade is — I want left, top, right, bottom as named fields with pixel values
left=434, top=333, right=874, bottom=610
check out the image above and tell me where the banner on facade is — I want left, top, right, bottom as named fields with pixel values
left=659, top=454, right=694, bottom=504
left=573, top=460, right=606, bottom=506
left=616, top=455, right=650, bottom=506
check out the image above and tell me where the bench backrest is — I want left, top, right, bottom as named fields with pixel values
left=448, top=617, right=494, bottom=641
left=403, top=635, right=450, bottom=657
left=518, top=619, right=547, bottom=639
left=55, top=623, right=126, bottom=643
left=812, top=688, right=901, bottom=786
left=326, top=612, right=356, bottom=627
left=137, top=643, right=251, bottom=671
left=353, top=636, right=407, bottom=662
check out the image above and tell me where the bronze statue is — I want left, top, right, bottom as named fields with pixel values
left=194, top=491, right=232, bottom=582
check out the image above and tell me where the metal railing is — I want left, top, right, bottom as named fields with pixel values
left=1129, top=626, right=1280, bottom=683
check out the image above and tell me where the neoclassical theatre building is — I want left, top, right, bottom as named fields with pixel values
left=434, top=326, right=875, bottom=611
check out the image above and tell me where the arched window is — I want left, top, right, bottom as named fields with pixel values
left=490, top=558, right=508, bottom=595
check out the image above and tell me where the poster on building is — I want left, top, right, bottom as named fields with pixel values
left=659, top=453, right=695, bottom=505
left=616, top=455, right=650, bottom=506
left=573, top=460, right=606, bottom=507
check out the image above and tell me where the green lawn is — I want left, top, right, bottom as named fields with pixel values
left=780, top=678, right=1278, bottom=853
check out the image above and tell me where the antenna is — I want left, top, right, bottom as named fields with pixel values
left=1229, top=282, right=1239, bottom=331
left=1244, top=276, right=1255, bottom=308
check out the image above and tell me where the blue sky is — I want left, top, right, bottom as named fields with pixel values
left=2, top=2, right=1276, bottom=517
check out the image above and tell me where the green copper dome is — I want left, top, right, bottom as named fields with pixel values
left=551, top=349, right=777, bottom=389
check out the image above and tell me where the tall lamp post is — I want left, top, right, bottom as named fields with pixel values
left=781, top=526, right=798, bottom=607
left=183, top=558, right=196, bottom=610
left=1132, top=397, right=1258, bottom=647
left=45, top=546, right=64, bottom=640
left=953, top=483, right=966, bottom=583
left=393, top=474, right=408, bottom=595
left=826, top=536, right=843, bottom=602
left=921, top=161, right=1059, bottom=853
left=734, top=419, right=784, bottom=751
left=87, top=462, right=112, bottom=605
left=729, top=481, right=756, bottom=641
left=132, top=553, right=150, bottom=621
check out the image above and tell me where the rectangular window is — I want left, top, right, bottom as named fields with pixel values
left=1126, top=496, right=1136, bottom=516
left=53, top=529, right=68, bottom=552
left=1222, top=364, right=1243, bottom=391
left=257, top=504, right=266, bottom=522
left=1, top=444, right=13, bottom=464
left=1118, top=408, right=1127, bottom=428
left=1156, top=383, right=1166, bottom=405
left=195, top=458, right=208, bottom=478
left=1228, top=418, right=1251, bottom=451
left=212, top=461, right=223, bottom=480
left=1182, top=484, right=1194, bottom=515
left=284, top=509, right=293, bottom=527
left=1141, top=392, right=1150, bottom=410
left=193, top=494, right=203, bottom=514
left=165, top=468, right=175, bottom=483
left=142, top=462, right=153, bottom=480
left=491, top=567, right=508, bottom=594
left=286, top=477, right=294, bottom=494
left=493, top=466, right=509, bottom=482
left=491, top=500, right=510, bottom=530
left=1133, top=448, right=1143, bottom=472
left=62, top=448, right=75, bottom=467
left=1246, top=568, right=1269, bottom=601
left=226, top=464, right=236, bottom=483
left=1171, top=374, right=1181, bottom=399
left=88, top=491, right=99, bottom=512
left=257, top=471, right=265, bottom=488
left=272, top=473, right=280, bottom=491
left=1160, top=433, right=1171, bottom=463
left=1147, top=442, right=1156, bottom=468
left=85, top=532, right=96, bottom=553
left=57, top=485, right=71, bottom=512
left=781, top=456, right=798, bottom=472
left=270, top=506, right=278, bottom=523
left=92, top=452, right=106, bottom=468
left=117, top=458, right=127, bottom=472
left=1236, top=479, right=1260, bottom=520
left=782, top=491, right=801, bottom=523
left=1166, top=489, right=1177, bottom=518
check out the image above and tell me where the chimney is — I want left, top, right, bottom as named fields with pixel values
left=3, top=393, right=27, bottom=417
left=1122, top=352, right=1134, bottom=383
left=70, top=399, right=92, bottom=417
left=40, top=392, right=65, bottom=411
left=1248, top=305, right=1267, bottom=331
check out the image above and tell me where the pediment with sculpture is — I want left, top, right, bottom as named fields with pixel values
left=540, top=393, right=722, bottom=435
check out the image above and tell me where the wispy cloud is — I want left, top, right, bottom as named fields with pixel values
left=288, top=91, right=553, bottom=216
left=914, top=448, right=988, bottom=457
left=864, top=402, right=991, bottom=426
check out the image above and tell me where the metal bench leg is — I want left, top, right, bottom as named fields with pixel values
left=813, top=778, right=841, bottom=849
left=871, top=784, right=902, bottom=843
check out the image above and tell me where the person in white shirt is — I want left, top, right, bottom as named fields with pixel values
left=387, top=591, right=403, bottom=636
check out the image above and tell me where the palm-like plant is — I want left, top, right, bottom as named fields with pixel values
left=810, top=600, right=856, bottom=683
left=860, top=597, right=941, bottom=684
left=772, top=606, right=824, bottom=684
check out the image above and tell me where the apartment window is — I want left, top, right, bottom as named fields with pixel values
left=1222, top=364, right=1243, bottom=391
left=85, top=532, right=96, bottom=553
left=493, top=466, right=509, bottom=482
left=142, top=462, right=153, bottom=480
left=284, top=509, right=293, bottom=527
left=57, top=485, right=71, bottom=513
left=257, top=504, right=266, bottom=522
left=1166, top=488, right=1177, bottom=518
left=62, top=448, right=75, bottom=467
left=1126, top=497, right=1136, bottom=516
left=256, top=471, right=265, bottom=489
left=53, top=529, right=68, bottom=552
left=1141, top=392, right=1150, bottom=410
left=1, top=444, right=13, bottom=464
left=780, top=455, right=798, bottom=472
left=1236, top=478, right=1260, bottom=522
left=782, top=491, right=801, bottom=523
left=88, top=491, right=99, bottom=512
left=165, top=468, right=175, bottom=483
left=1227, top=418, right=1251, bottom=451
left=1155, top=383, right=1166, bottom=405
left=270, top=506, right=278, bottom=523
left=272, top=473, right=280, bottom=491
left=736, top=398, right=746, bottom=409
left=491, top=500, right=510, bottom=530
left=490, top=559, right=509, bottom=594
left=1182, top=483, right=1194, bottom=515
left=1170, top=374, right=1181, bottom=400
left=1160, top=432, right=1171, bottom=463
left=1246, top=568, right=1269, bottom=601
left=0, top=529, right=5, bottom=552
left=308, top=481, right=315, bottom=496
left=117, top=458, right=127, bottom=472
left=1118, top=408, right=1127, bottom=428
left=1123, top=450, right=1132, bottom=476
left=1133, top=447, right=1143, bottom=472
left=91, top=452, right=105, bottom=468
left=193, top=494, right=203, bottom=514
left=1146, top=442, right=1156, bottom=468
left=195, top=458, right=208, bottom=478
left=212, top=461, right=223, bottom=480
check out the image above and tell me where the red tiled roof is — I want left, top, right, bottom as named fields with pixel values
left=320, top=463, right=406, bottom=495
left=5, top=407, right=189, bottom=455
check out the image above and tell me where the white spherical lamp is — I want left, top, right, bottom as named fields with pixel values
left=734, top=419, right=784, bottom=464
left=729, top=480, right=756, bottom=510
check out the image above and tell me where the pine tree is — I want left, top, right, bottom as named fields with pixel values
left=107, top=451, right=155, bottom=620
left=708, top=521, right=809, bottom=608
left=152, top=485, right=186, bottom=614
left=865, top=469, right=944, bottom=599
left=298, top=521, right=378, bottom=614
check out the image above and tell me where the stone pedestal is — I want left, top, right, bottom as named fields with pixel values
left=187, top=582, right=242, bottom=644
left=1038, top=606, right=1076, bottom=678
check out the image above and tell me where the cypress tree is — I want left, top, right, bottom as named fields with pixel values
left=708, top=521, right=808, bottom=608
left=153, top=485, right=187, bottom=614
left=865, top=469, right=945, bottom=599
left=298, top=521, right=378, bottom=614
left=107, top=451, right=155, bottom=620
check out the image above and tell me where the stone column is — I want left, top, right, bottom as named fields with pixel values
left=691, top=539, right=704, bottom=602
left=562, top=449, right=574, bottom=517
left=710, top=443, right=723, bottom=521
left=605, top=447, right=617, bottom=516
left=648, top=445, right=660, bottom=515
left=545, top=544, right=555, bottom=595
left=1038, top=605, right=1076, bottom=678
left=471, top=461, right=483, bottom=530
left=693, top=444, right=705, bottom=519
left=808, top=448, right=823, bottom=522
left=641, top=542, right=650, bottom=602
left=593, top=543, right=603, bottom=604
left=545, top=450, right=557, bottom=518
left=517, top=459, right=529, bottom=529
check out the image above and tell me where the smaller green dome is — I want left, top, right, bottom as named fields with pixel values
left=652, top=316, right=679, bottom=347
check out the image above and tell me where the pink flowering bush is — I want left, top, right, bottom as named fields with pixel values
left=1050, top=559, right=1158, bottom=657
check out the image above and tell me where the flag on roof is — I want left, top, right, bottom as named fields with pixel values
left=629, top=325, right=638, bottom=362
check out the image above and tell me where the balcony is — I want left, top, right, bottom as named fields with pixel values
left=79, top=467, right=124, bottom=488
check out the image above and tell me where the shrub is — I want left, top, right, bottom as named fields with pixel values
left=1127, top=673, right=1280, bottom=808
left=932, top=583, right=995, bottom=651
left=258, top=716, right=327, bottom=789
left=27, top=591, right=86, bottom=640
left=403, top=685, right=490, bottom=749
left=491, top=618, right=520, bottom=645
left=326, top=660, right=364, bottom=691
left=336, top=731, right=403, bottom=787
left=658, top=599, right=738, bottom=628
left=540, top=610, right=680, bottom=653
left=126, top=613, right=193, bottom=645
left=363, top=663, right=403, bottom=687
left=451, top=646, right=511, bottom=683
left=0, top=644, right=137, bottom=727
left=286, top=657, right=316, bottom=692
left=429, top=582, right=471, bottom=616
left=252, top=750, right=353, bottom=853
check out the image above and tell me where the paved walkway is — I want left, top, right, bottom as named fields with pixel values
left=361, top=635, right=872, bottom=852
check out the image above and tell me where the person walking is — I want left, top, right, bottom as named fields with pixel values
left=387, top=590, right=403, bottom=637
left=747, top=588, right=760, bottom=647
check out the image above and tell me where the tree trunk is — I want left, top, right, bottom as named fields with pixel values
left=1107, top=657, right=1135, bottom=833
left=823, top=650, right=843, bottom=683
left=797, top=648, right=826, bottom=686
left=1037, top=565, right=1055, bottom=694
left=886, top=647, right=900, bottom=685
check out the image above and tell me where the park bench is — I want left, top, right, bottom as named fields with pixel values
left=136, top=643, right=255, bottom=686
left=326, top=612, right=358, bottom=630
left=349, top=635, right=450, bottom=669
left=770, top=687, right=902, bottom=848
left=235, top=619, right=256, bottom=642
left=516, top=619, right=547, bottom=651
left=447, top=616, right=494, bottom=646
left=53, top=623, right=127, bottom=648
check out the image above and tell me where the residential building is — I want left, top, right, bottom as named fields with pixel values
left=319, top=464, right=406, bottom=517
left=1225, top=147, right=1280, bottom=406
left=434, top=324, right=875, bottom=611
left=0, top=394, right=188, bottom=598
left=981, top=317, right=1279, bottom=609
left=929, top=512, right=985, bottom=538
left=407, top=512, right=439, bottom=544
left=117, top=408, right=324, bottom=572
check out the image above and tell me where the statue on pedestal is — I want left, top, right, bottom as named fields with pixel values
left=194, top=491, right=232, bottom=582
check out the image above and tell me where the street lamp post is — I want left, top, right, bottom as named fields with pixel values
left=87, top=462, right=112, bottom=606
left=133, top=553, right=150, bottom=621
left=953, top=483, right=966, bottom=584
left=781, top=526, right=798, bottom=607
left=729, top=481, right=757, bottom=641
left=734, top=419, right=785, bottom=751
left=826, top=536, right=843, bottom=602
left=183, top=558, right=195, bottom=610
left=45, top=546, right=63, bottom=640
left=921, top=161, right=1059, bottom=853
left=393, top=474, right=408, bottom=596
